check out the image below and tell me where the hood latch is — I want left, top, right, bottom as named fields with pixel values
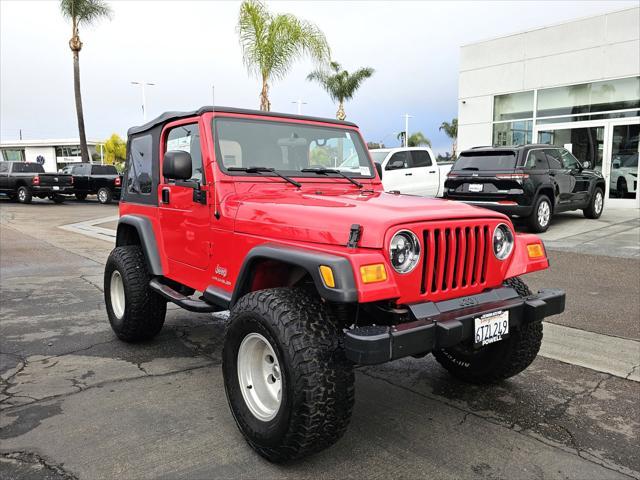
left=347, top=224, right=362, bottom=249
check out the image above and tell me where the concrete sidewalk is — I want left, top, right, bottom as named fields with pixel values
left=535, top=208, right=639, bottom=258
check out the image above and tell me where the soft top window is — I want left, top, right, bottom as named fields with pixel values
left=453, top=151, right=517, bottom=171
left=12, top=163, right=44, bottom=173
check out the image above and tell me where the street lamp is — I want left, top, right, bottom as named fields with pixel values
left=131, top=81, right=155, bottom=122
left=291, top=98, right=307, bottom=114
left=402, top=113, right=413, bottom=147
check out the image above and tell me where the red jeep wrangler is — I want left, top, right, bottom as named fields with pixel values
left=104, top=107, right=565, bottom=462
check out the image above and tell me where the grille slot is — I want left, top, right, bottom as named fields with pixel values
left=421, top=224, right=490, bottom=295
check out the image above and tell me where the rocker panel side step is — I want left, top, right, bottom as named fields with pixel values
left=149, top=278, right=221, bottom=313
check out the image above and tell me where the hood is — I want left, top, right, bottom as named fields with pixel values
left=233, top=186, right=507, bottom=248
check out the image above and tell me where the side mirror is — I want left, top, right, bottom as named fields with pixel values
left=582, top=160, right=591, bottom=169
left=163, top=150, right=192, bottom=180
left=612, top=160, right=620, bottom=169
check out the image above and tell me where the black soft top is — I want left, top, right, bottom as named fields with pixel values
left=127, top=106, right=357, bottom=136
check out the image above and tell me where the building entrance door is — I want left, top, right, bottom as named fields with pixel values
left=535, top=118, right=640, bottom=208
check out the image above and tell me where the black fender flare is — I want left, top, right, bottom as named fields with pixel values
left=116, top=215, right=163, bottom=276
left=227, top=244, right=358, bottom=308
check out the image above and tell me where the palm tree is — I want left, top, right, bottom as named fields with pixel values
left=439, top=118, right=458, bottom=158
left=237, top=0, right=330, bottom=111
left=307, top=62, right=374, bottom=120
left=60, top=0, right=112, bottom=163
left=397, top=131, right=431, bottom=147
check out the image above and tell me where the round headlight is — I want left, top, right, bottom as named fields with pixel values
left=389, top=230, right=421, bottom=273
left=493, top=223, right=514, bottom=260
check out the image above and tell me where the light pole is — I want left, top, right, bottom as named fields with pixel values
left=131, top=81, right=155, bottom=121
left=99, top=143, right=104, bottom=164
left=292, top=98, right=307, bottom=114
left=402, top=113, right=413, bottom=147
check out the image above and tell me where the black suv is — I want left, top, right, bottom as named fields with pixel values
left=443, top=145, right=606, bottom=232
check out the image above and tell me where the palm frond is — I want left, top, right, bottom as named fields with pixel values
left=306, top=62, right=374, bottom=103
left=60, top=0, right=112, bottom=25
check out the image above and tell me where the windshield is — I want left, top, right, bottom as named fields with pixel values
left=369, top=151, right=388, bottom=165
left=12, top=163, right=44, bottom=173
left=214, top=118, right=374, bottom=177
left=453, top=151, right=517, bottom=171
left=614, top=153, right=638, bottom=168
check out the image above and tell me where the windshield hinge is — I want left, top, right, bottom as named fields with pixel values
left=347, top=224, right=362, bottom=249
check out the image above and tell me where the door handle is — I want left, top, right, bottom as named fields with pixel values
left=428, top=170, right=436, bottom=173
left=405, top=173, right=413, bottom=176
left=161, top=188, right=170, bottom=204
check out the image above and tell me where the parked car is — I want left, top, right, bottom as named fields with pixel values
left=609, top=152, right=638, bottom=198
left=0, top=161, right=73, bottom=203
left=443, top=145, right=606, bottom=232
left=103, top=106, right=565, bottom=462
left=61, top=164, right=122, bottom=204
left=368, top=147, right=452, bottom=197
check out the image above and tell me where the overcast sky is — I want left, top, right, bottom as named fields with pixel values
left=1, top=0, right=637, bottom=153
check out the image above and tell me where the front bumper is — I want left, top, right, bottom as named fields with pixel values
left=344, top=286, right=565, bottom=364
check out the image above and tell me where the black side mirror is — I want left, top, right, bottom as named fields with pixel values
left=582, top=160, right=591, bottom=169
left=163, top=150, right=192, bottom=180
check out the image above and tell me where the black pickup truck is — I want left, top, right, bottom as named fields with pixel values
left=0, top=161, right=73, bottom=203
left=61, top=164, right=122, bottom=204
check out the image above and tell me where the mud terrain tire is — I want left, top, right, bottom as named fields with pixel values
left=433, top=277, right=542, bottom=384
left=222, top=288, right=355, bottom=463
left=104, top=245, right=166, bottom=342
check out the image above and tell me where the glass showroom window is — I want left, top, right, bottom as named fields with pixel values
left=537, top=76, right=640, bottom=118
left=1, top=149, right=25, bottom=162
left=493, top=91, right=534, bottom=121
left=493, top=120, right=533, bottom=146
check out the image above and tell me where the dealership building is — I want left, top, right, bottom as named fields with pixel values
left=457, top=7, right=640, bottom=208
left=0, top=139, right=101, bottom=173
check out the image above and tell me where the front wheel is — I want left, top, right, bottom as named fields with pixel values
left=433, top=277, right=543, bottom=384
left=97, top=187, right=113, bottom=204
left=527, top=195, right=552, bottom=233
left=583, top=187, right=604, bottom=219
left=222, top=288, right=355, bottom=463
left=104, top=245, right=166, bottom=342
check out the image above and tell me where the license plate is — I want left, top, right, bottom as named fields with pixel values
left=469, top=183, right=483, bottom=192
left=52, top=186, right=60, bottom=191
left=474, top=310, right=509, bottom=348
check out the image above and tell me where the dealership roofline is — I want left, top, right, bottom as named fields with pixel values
left=0, top=138, right=102, bottom=148
left=460, top=6, right=638, bottom=48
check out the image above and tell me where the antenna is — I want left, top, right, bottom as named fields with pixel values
left=212, top=83, right=220, bottom=220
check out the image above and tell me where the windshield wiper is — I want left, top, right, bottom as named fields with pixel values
left=227, top=166, right=301, bottom=188
left=301, top=167, right=363, bottom=188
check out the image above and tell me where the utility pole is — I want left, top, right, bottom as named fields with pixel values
left=19, top=129, right=22, bottom=140
left=131, top=81, right=155, bottom=122
left=402, top=113, right=413, bottom=147
left=292, top=98, right=307, bottom=115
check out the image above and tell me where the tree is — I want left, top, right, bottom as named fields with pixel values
left=439, top=118, right=458, bottom=158
left=307, top=62, right=374, bottom=120
left=367, top=142, right=385, bottom=149
left=103, top=133, right=126, bottom=171
left=397, top=131, right=431, bottom=147
left=60, top=0, right=112, bottom=163
left=237, top=0, right=330, bottom=111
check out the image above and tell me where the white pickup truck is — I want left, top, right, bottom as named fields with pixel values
left=368, top=147, right=453, bottom=197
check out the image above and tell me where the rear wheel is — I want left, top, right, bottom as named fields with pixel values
left=222, top=288, right=354, bottom=463
left=16, top=186, right=32, bottom=204
left=104, top=245, right=166, bottom=342
left=97, top=187, right=113, bottom=204
left=527, top=195, right=552, bottom=233
left=583, top=187, right=604, bottom=219
left=75, top=193, right=87, bottom=201
left=433, top=277, right=543, bottom=384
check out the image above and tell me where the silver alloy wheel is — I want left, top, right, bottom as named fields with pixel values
left=594, top=191, right=603, bottom=214
left=237, top=332, right=282, bottom=421
left=110, top=270, right=125, bottom=319
left=98, top=189, right=107, bottom=203
left=18, top=188, right=26, bottom=201
left=538, top=200, right=551, bottom=227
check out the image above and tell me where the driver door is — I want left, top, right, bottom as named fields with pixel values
left=158, top=119, right=211, bottom=271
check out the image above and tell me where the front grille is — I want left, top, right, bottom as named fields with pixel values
left=420, top=224, right=491, bottom=295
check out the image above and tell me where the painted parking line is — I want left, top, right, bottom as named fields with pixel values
left=540, top=322, right=640, bottom=381
left=59, top=215, right=117, bottom=242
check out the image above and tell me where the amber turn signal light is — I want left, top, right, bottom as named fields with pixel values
left=319, top=265, right=335, bottom=288
left=527, top=243, right=545, bottom=259
left=360, top=264, right=387, bottom=284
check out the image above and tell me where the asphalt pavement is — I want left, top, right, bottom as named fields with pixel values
left=1, top=199, right=639, bottom=480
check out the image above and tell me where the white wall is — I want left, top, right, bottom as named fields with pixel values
left=457, top=7, right=640, bottom=151
left=24, top=146, right=56, bottom=172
